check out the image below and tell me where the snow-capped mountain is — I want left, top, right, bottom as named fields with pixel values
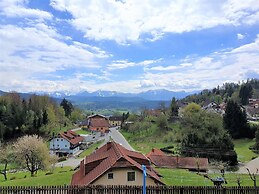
left=47, top=89, right=193, bottom=101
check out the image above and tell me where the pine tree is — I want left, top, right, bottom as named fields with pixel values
left=223, top=100, right=249, bottom=138
left=170, top=97, right=179, bottom=117
left=60, top=98, right=74, bottom=117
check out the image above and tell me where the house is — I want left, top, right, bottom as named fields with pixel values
left=246, top=99, right=259, bottom=120
left=249, top=98, right=259, bottom=108
left=109, top=116, right=123, bottom=127
left=71, top=141, right=164, bottom=186
left=87, top=114, right=110, bottom=133
left=50, top=130, right=84, bottom=156
left=202, top=101, right=225, bottom=115
left=146, top=149, right=208, bottom=172
left=144, top=109, right=163, bottom=117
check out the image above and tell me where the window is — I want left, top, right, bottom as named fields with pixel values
left=57, top=139, right=59, bottom=141
left=127, top=172, right=135, bottom=181
left=61, top=139, right=63, bottom=141
left=65, top=145, right=67, bottom=147
left=107, top=173, right=113, bottom=179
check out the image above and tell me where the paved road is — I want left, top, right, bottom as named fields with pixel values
left=57, top=127, right=134, bottom=167
left=108, top=127, right=134, bottom=151
left=238, top=157, right=259, bottom=173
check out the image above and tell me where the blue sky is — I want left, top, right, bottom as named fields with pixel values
left=0, top=0, right=259, bottom=93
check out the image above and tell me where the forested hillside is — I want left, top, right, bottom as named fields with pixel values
left=182, top=78, right=259, bottom=105
left=0, top=93, right=84, bottom=142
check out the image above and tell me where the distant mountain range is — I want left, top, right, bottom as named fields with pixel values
left=0, top=89, right=197, bottom=112
left=43, top=89, right=194, bottom=101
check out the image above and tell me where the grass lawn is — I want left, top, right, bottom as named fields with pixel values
left=121, top=130, right=176, bottom=154
left=157, top=168, right=259, bottom=186
left=233, top=139, right=259, bottom=163
left=78, top=140, right=104, bottom=158
left=0, top=167, right=73, bottom=186
left=52, top=125, right=76, bottom=134
left=75, top=129, right=91, bottom=135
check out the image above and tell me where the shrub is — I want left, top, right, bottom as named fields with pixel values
left=45, top=172, right=53, bottom=175
left=58, top=156, right=67, bottom=162
left=10, top=176, right=16, bottom=180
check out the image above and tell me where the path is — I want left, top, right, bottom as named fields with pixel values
left=56, top=157, right=82, bottom=168
left=238, top=157, right=259, bottom=173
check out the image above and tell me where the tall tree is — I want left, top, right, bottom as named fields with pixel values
left=14, top=135, right=50, bottom=176
left=253, top=127, right=259, bottom=152
left=223, top=100, right=250, bottom=138
left=60, top=98, right=74, bottom=117
left=180, top=103, right=237, bottom=165
left=239, top=83, right=253, bottom=105
left=170, top=97, right=179, bottom=118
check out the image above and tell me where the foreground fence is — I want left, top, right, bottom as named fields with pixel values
left=0, top=185, right=258, bottom=194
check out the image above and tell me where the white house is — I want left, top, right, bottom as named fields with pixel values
left=50, top=130, right=84, bottom=156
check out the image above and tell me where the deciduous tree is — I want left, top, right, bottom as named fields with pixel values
left=0, top=145, right=15, bottom=180
left=14, top=135, right=50, bottom=176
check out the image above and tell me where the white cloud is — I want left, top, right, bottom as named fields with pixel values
left=0, top=0, right=52, bottom=20
left=50, top=0, right=259, bottom=43
left=237, top=33, right=245, bottom=40
left=0, top=23, right=110, bottom=92
left=107, top=59, right=160, bottom=70
left=140, top=35, right=259, bottom=91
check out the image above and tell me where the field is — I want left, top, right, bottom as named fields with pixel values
left=157, top=168, right=259, bottom=186
left=0, top=167, right=73, bottom=186
left=75, top=129, right=91, bottom=135
left=233, top=139, right=258, bottom=163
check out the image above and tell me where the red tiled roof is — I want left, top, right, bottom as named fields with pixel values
left=71, top=141, right=164, bottom=186
left=147, top=155, right=208, bottom=171
left=59, top=130, right=84, bottom=146
left=146, top=148, right=166, bottom=158
left=90, top=118, right=109, bottom=128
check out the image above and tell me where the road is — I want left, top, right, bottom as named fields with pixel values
left=108, top=127, right=134, bottom=151
left=57, top=127, right=133, bottom=167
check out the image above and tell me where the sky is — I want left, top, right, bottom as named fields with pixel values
left=0, top=0, right=259, bottom=94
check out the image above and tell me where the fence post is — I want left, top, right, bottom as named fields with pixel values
left=223, top=187, right=226, bottom=194
left=142, top=165, right=146, bottom=194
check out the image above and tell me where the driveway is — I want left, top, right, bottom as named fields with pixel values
left=56, top=157, right=82, bottom=168
left=238, top=157, right=259, bottom=173
left=108, top=127, right=134, bottom=151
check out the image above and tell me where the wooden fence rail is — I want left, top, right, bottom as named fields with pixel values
left=0, top=185, right=258, bottom=194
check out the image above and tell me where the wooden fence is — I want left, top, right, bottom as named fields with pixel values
left=0, top=185, right=258, bottom=194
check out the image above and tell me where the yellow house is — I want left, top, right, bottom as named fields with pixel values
left=108, top=116, right=123, bottom=127
left=71, top=141, right=164, bottom=186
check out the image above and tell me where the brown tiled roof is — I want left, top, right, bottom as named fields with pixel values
left=146, top=148, right=166, bottom=158
left=59, top=130, right=84, bottom=146
left=71, top=141, right=164, bottom=186
left=90, top=118, right=110, bottom=128
left=147, top=155, right=208, bottom=171
left=144, top=109, right=162, bottom=117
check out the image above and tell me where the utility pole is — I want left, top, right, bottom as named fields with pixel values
left=142, top=165, right=146, bottom=194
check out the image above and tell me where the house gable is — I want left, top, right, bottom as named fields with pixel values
left=71, top=141, right=164, bottom=186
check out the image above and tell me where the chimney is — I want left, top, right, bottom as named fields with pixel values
left=107, top=141, right=112, bottom=150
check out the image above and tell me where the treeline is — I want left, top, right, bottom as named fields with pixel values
left=0, top=93, right=84, bottom=142
left=183, top=78, right=259, bottom=105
